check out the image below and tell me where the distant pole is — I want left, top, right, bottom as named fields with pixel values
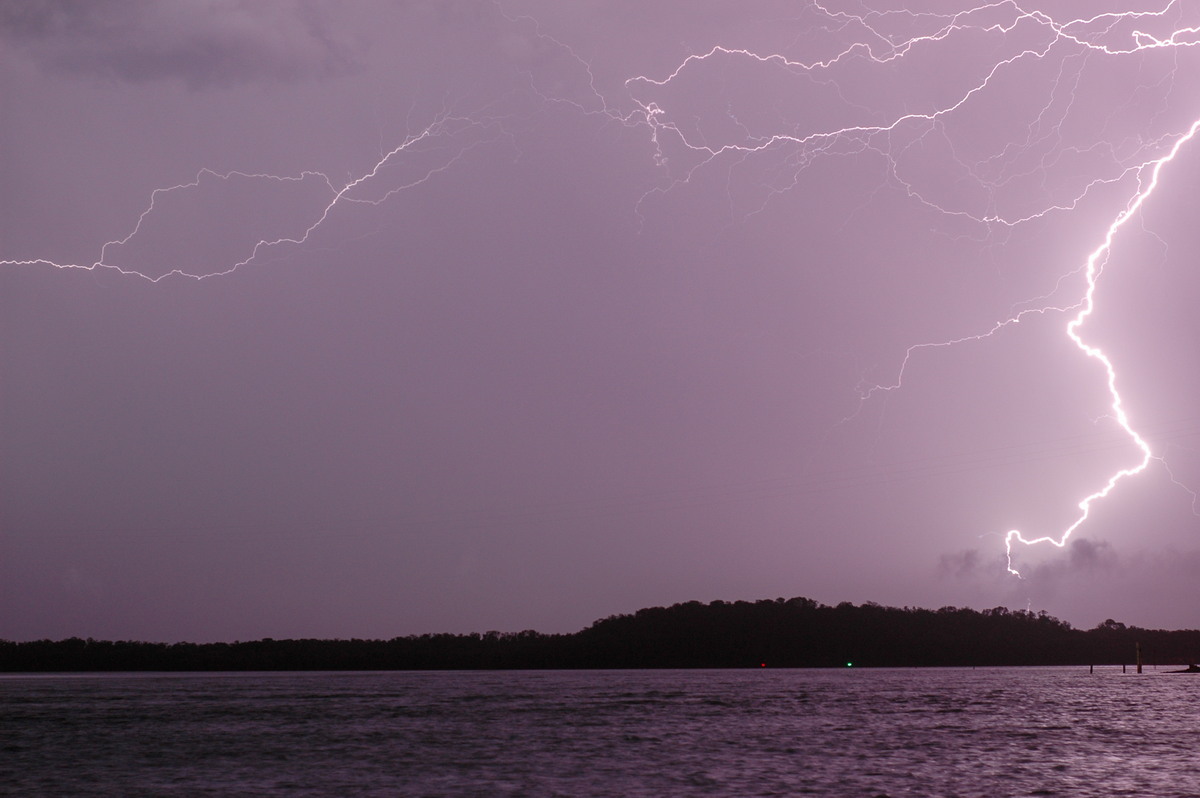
left=1090, top=664, right=1093, bottom=674
left=1136, top=642, right=1143, bottom=675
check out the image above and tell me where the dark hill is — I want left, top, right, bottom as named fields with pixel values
left=3, top=598, right=1198, bottom=671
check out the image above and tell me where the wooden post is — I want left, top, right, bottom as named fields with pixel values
left=1136, top=642, right=1143, bottom=674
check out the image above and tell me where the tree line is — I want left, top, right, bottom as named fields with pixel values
left=3, top=597, right=1198, bottom=671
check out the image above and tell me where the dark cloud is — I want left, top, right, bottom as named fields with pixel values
left=937, top=548, right=983, bottom=579
left=0, top=0, right=358, bottom=88
left=1066, top=538, right=1119, bottom=571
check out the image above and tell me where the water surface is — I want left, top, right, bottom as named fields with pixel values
left=2, top=667, right=1195, bottom=796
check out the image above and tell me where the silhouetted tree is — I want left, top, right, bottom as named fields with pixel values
left=4, top=598, right=1198, bottom=671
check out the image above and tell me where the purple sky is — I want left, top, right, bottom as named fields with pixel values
left=4, top=0, right=1200, bottom=642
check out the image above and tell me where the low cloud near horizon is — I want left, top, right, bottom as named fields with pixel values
left=938, top=538, right=1200, bottom=631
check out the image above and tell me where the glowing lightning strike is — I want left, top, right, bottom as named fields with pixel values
left=1003, top=116, right=1200, bottom=576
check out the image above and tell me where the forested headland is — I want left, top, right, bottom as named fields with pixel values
left=4, top=598, right=1199, bottom=672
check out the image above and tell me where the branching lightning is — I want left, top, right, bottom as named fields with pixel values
left=1, top=110, right=504, bottom=282
left=618, top=0, right=1200, bottom=577
left=5, top=0, right=1200, bottom=579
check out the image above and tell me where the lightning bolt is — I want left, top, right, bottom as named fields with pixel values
left=1, top=110, right=507, bottom=282
left=1002, top=116, right=1200, bottom=576
left=619, top=0, right=1200, bottom=577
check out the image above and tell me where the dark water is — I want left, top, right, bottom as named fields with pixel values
left=2, top=667, right=1197, bottom=797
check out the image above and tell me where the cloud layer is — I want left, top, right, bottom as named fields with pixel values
left=0, top=0, right=357, bottom=88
